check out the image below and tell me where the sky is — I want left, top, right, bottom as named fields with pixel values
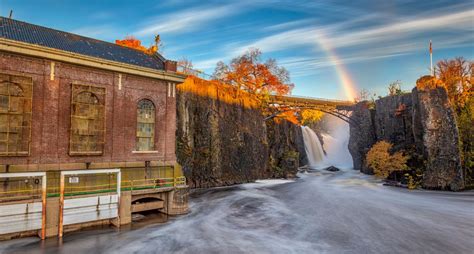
left=0, top=0, right=473, bottom=100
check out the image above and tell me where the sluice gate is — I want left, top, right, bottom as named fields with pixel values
left=0, top=167, right=189, bottom=240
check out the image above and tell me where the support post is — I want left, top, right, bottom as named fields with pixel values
left=41, top=174, right=47, bottom=239
left=58, top=173, right=64, bottom=238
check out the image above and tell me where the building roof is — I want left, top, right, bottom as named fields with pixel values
left=0, top=17, right=165, bottom=71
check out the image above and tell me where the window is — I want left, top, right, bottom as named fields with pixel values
left=0, top=73, right=32, bottom=156
left=70, top=84, right=105, bottom=155
left=136, top=99, right=155, bottom=151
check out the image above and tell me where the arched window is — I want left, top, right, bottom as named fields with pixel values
left=70, top=84, right=106, bottom=155
left=0, top=73, right=32, bottom=156
left=136, top=99, right=155, bottom=151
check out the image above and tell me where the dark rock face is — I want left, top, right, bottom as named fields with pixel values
left=176, top=90, right=304, bottom=188
left=414, top=87, right=464, bottom=191
left=266, top=120, right=306, bottom=178
left=374, top=94, right=415, bottom=151
left=349, top=85, right=464, bottom=190
left=348, top=102, right=376, bottom=174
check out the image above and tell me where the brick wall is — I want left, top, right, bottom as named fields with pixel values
left=0, top=52, right=177, bottom=169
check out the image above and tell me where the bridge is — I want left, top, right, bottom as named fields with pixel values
left=266, top=95, right=357, bottom=125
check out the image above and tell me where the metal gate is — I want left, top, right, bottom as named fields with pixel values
left=59, top=169, right=121, bottom=237
left=0, top=172, right=47, bottom=239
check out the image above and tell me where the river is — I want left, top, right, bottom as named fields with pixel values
left=1, top=168, right=473, bottom=254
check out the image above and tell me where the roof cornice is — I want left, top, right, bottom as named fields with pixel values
left=0, top=37, right=186, bottom=83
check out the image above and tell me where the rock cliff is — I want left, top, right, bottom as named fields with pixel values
left=414, top=84, right=464, bottom=191
left=176, top=77, right=305, bottom=188
left=349, top=77, right=464, bottom=190
left=348, top=102, right=376, bottom=174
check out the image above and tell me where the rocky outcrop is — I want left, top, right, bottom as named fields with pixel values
left=414, top=84, right=464, bottom=191
left=374, top=93, right=415, bottom=150
left=348, top=102, right=376, bottom=174
left=349, top=76, right=465, bottom=190
left=176, top=78, right=304, bottom=188
left=176, top=89, right=267, bottom=188
left=266, top=120, right=306, bottom=178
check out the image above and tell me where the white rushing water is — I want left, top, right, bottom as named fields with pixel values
left=301, top=126, right=325, bottom=168
left=301, top=117, right=353, bottom=170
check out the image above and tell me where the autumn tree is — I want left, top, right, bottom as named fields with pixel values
left=435, top=57, right=474, bottom=184
left=115, top=35, right=159, bottom=55
left=178, top=58, right=197, bottom=75
left=212, top=48, right=294, bottom=100
left=300, top=109, right=324, bottom=125
left=435, top=57, right=473, bottom=108
left=366, top=141, right=409, bottom=179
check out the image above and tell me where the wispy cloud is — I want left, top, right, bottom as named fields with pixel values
left=136, top=3, right=244, bottom=36
left=238, top=8, right=473, bottom=54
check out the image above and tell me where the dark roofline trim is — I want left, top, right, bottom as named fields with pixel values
left=0, top=37, right=186, bottom=82
left=0, top=16, right=167, bottom=62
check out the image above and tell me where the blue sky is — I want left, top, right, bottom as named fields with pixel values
left=1, top=0, right=473, bottom=99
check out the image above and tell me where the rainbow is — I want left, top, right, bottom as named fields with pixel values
left=315, top=32, right=357, bottom=101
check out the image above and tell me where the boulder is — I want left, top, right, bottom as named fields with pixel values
left=324, top=166, right=340, bottom=172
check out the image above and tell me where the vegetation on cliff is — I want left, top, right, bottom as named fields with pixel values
left=366, top=141, right=409, bottom=179
left=177, top=75, right=261, bottom=109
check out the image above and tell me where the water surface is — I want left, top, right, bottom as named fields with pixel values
left=1, top=170, right=473, bottom=254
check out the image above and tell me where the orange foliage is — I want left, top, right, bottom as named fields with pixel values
left=215, top=49, right=294, bottom=100
left=436, top=57, right=473, bottom=108
left=366, top=141, right=409, bottom=179
left=115, top=36, right=157, bottom=55
left=416, top=75, right=444, bottom=91
left=177, top=76, right=261, bottom=109
left=300, top=109, right=324, bottom=125
left=274, top=109, right=300, bottom=125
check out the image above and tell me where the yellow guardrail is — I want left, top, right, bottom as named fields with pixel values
left=0, top=176, right=187, bottom=199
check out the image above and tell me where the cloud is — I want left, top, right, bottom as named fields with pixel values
left=136, top=3, right=243, bottom=36
left=239, top=8, right=473, bottom=53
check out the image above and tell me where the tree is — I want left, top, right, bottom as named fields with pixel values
left=366, top=141, right=409, bottom=179
left=212, top=48, right=294, bottom=99
left=435, top=57, right=473, bottom=108
left=388, top=80, right=402, bottom=96
left=212, top=61, right=229, bottom=81
left=115, top=36, right=157, bottom=55
left=177, top=58, right=196, bottom=75
left=355, top=89, right=370, bottom=102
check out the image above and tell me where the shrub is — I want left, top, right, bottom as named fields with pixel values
left=366, top=141, right=409, bottom=179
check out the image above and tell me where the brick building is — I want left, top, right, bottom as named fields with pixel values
left=0, top=17, right=188, bottom=239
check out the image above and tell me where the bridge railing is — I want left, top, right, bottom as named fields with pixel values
left=269, top=95, right=354, bottom=106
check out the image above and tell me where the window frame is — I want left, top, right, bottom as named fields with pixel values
left=69, top=83, right=106, bottom=156
left=134, top=98, right=156, bottom=152
left=0, top=73, right=33, bottom=157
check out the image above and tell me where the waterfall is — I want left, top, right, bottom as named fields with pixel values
left=301, top=126, right=325, bottom=169
left=301, top=117, right=354, bottom=170
left=320, top=120, right=353, bottom=169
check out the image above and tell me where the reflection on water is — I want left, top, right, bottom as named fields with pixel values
left=1, top=170, right=474, bottom=254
